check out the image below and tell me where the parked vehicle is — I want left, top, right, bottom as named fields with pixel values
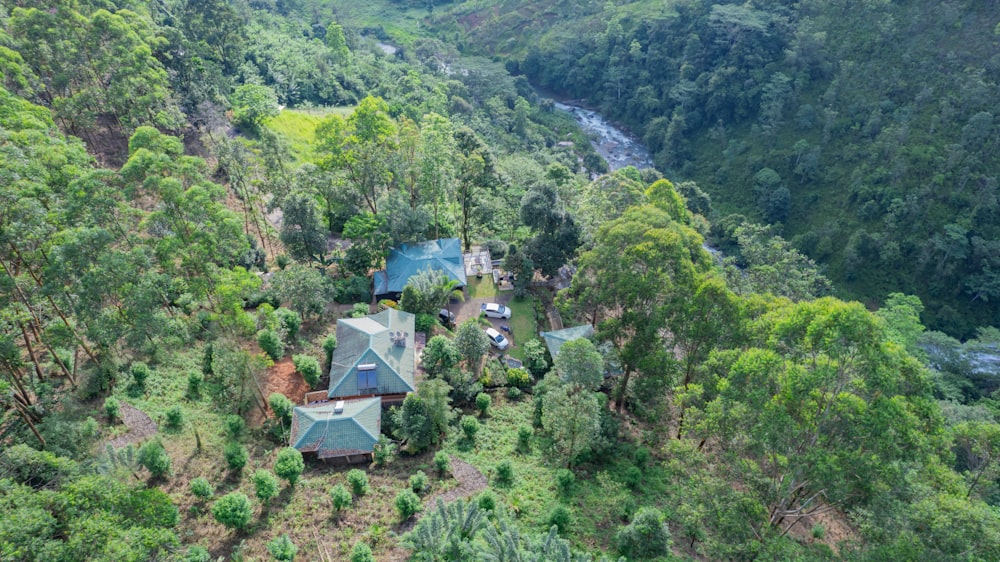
left=438, top=308, right=456, bottom=326
left=485, top=327, right=510, bottom=350
left=480, top=302, right=511, bottom=319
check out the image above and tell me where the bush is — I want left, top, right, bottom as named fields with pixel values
left=475, top=392, right=491, bottom=416
left=477, top=489, right=497, bottom=512
left=185, top=545, right=211, bottom=562
left=617, top=507, right=671, bottom=559
left=484, top=238, right=507, bottom=259
left=350, top=303, right=370, bottom=318
left=372, top=435, right=396, bottom=467
left=330, top=483, right=352, bottom=512
left=460, top=415, right=480, bottom=441
left=350, top=542, right=374, bottom=562
left=334, top=276, right=371, bottom=304
left=347, top=469, right=369, bottom=496
left=253, top=469, right=280, bottom=503
left=415, top=313, right=436, bottom=334
left=187, top=371, right=203, bottom=399
left=495, top=460, right=514, bottom=487
left=104, top=397, right=121, bottom=423
left=269, top=392, right=294, bottom=424
left=267, top=534, right=298, bottom=561
left=275, top=254, right=290, bottom=269
left=507, top=386, right=523, bottom=401
left=257, top=329, right=285, bottom=361
left=292, top=354, right=321, bottom=388
left=434, top=451, right=451, bottom=476
left=130, top=362, right=150, bottom=388
left=634, top=446, right=651, bottom=469
left=506, top=367, right=531, bottom=388
left=275, top=307, right=302, bottom=341
left=201, top=343, right=214, bottom=375
left=555, top=469, right=575, bottom=496
left=138, top=440, right=171, bottom=478
left=410, top=470, right=428, bottom=495
left=190, top=477, right=213, bottom=501
left=164, top=406, right=184, bottom=431
left=212, top=492, right=253, bottom=531
left=224, top=415, right=246, bottom=439
left=322, top=333, right=337, bottom=367
left=623, top=466, right=642, bottom=490
left=395, top=489, right=422, bottom=521
left=517, top=425, right=532, bottom=453
left=274, top=447, right=305, bottom=486
left=223, top=442, right=248, bottom=472
left=548, top=505, right=572, bottom=534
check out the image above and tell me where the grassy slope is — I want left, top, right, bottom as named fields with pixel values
left=268, top=107, right=354, bottom=162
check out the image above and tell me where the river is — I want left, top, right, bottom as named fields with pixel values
left=553, top=101, right=653, bottom=172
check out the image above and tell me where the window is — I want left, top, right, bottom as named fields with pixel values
left=357, top=364, right=377, bottom=394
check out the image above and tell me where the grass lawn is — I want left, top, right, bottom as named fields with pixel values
left=267, top=107, right=354, bottom=163
left=467, top=278, right=537, bottom=361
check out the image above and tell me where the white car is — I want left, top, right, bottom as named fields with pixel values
left=485, top=327, right=509, bottom=350
left=480, top=302, right=512, bottom=319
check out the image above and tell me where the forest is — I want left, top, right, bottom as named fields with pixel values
left=1, top=0, right=999, bottom=561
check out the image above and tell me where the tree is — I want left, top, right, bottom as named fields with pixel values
left=258, top=329, right=284, bottom=361
left=212, top=492, right=253, bottom=531
left=267, top=534, right=298, bottom=561
left=269, top=392, right=294, bottom=425
left=325, top=22, right=350, bottom=64
left=271, top=264, right=328, bottom=320
left=347, top=469, right=369, bottom=496
left=224, top=442, right=248, bottom=472
left=952, top=421, right=1000, bottom=500
left=350, top=542, right=375, bottom=562
left=342, top=213, right=391, bottom=276
left=455, top=319, right=490, bottom=372
left=541, top=384, right=602, bottom=468
left=292, top=354, right=321, bottom=388
left=253, top=469, right=280, bottom=504
left=394, top=379, right=454, bottom=453
left=232, top=84, right=280, bottom=132
left=724, top=223, right=832, bottom=301
left=396, top=489, right=423, bottom=521
left=331, top=483, right=352, bottom=512
left=617, top=507, right=672, bottom=559
left=137, top=439, right=171, bottom=478
left=279, top=192, right=327, bottom=265
left=422, top=335, right=462, bottom=377
left=553, top=338, right=604, bottom=391
left=399, top=266, right=464, bottom=317
left=520, top=183, right=582, bottom=277
left=274, top=447, right=305, bottom=486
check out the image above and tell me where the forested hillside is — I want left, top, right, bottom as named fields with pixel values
left=2, top=1, right=1000, bottom=561
left=421, top=0, right=1000, bottom=337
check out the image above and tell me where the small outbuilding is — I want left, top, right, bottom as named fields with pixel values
left=289, top=397, right=381, bottom=462
left=539, top=324, right=596, bottom=359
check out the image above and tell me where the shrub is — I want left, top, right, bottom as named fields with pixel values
left=253, top=469, right=280, bottom=503
left=347, top=469, right=369, bottom=496
left=495, top=460, right=514, bottom=487
left=164, top=406, right=184, bottom=431
left=185, top=545, right=211, bottom=562
left=330, top=483, right=352, bottom=512
left=617, top=507, right=671, bottom=559
left=269, top=392, right=294, bottom=424
left=275, top=307, right=302, bottom=340
left=415, top=313, right=437, bottom=334
left=224, top=442, right=248, bottom=472
left=410, top=470, right=428, bottom=495
left=275, top=254, right=290, bottom=269
left=350, top=303, right=370, bottom=318
left=506, top=367, right=531, bottom=388
left=372, top=435, right=396, bottom=467
left=138, top=439, right=171, bottom=478
left=634, top=446, right=651, bottom=469
left=267, top=534, right=298, bottom=561
left=506, top=386, right=522, bottom=401
left=475, top=392, right=491, bottom=416
left=224, top=415, right=246, bottom=439
left=623, top=466, right=642, bottom=490
left=350, top=542, right=374, bottom=562
left=322, top=333, right=338, bottom=367
left=212, top=492, right=253, bottom=531
left=548, top=505, right=572, bottom=534
left=517, top=425, right=532, bottom=453
left=434, top=451, right=451, bottom=476
left=477, top=490, right=497, bottom=512
left=555, top=469, right=575, bottom=497
left=257, top=329, right=284, bottom=361
left=274, top=447, right=305, bottom=486
left=187, top=371, right=203, bottom=399
left=292, top=354, right=321, bottom=388
left=190, top=477, right=213, bottom=501
left=104, top=397, right=120, bottom=423
left=201, top=343, right=214, bottom=375
left=130, top=362, right=150, bottom=388
left=460, top=415, right=480, bottom=441
left=395, top=489, right=422, bottom=521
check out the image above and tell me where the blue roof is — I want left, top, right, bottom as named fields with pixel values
left=329, top=308, right=416, bottom=399
left=539, top=324, right=595, bottom=359
left=374, top=238, right=467, bottom=296
left=290, top=397, right=381, bottom=459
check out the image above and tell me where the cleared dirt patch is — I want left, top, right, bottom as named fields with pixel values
left=108, top=402, right=158, bottom=448
left=253, top=358, right=311, bottom=425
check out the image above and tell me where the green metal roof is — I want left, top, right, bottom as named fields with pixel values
left=539, top=324, right=595, bottom=359
left=374, top=238, right=467, bottom=296
left=290, top=397, right=381, bottom=458
left=329, top=308, right=416, bottom=399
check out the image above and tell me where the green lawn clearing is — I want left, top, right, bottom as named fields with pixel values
left=267, top=107, right=354, bottom=162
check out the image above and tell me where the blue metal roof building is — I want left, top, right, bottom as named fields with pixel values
left=289, top=397, right=381, bottom=460
left=373, top=238, right=467, bottom=299
left=329, top=308, right=416, bottom=401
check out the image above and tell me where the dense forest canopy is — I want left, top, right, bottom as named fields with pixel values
left=1, top=0, right=1000, bottom=560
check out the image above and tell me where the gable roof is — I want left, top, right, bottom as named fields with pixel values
left=329, top=308, right=416, bottom=399
left=374, top=238, right=467, bottom=296
left=289, top=397, right=381, bottom=459
left=540, top=324, right=596, bottom=359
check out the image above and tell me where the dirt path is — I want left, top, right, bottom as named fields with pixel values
left=108, top=403, right=158, bottom=448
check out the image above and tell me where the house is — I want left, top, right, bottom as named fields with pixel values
left=373, top=238, right=467, bottom=301
left=289, top=397, right=381, bottom=462
left=328, top=308, right=416, bottom=403
left=539, top=324, right=596, bottom=359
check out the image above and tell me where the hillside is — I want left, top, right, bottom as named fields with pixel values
left=420, top=0, right=1000, bottom=338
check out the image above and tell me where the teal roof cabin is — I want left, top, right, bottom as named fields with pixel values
left=539, top=324, right=596, bottom=359
left=374, top=238, right=467, bottom=299
left=289, top=397, right=381, bottom=460
left=329, top=308, right=416, bottom=401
